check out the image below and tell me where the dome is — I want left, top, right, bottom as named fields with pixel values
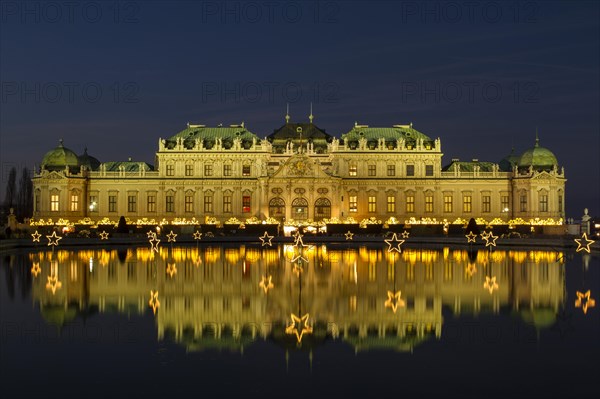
left=41, top=139, right=80, bottom=171
left=498, top=148, right=519, bottom=172
left=517, top=136, right=558, bottom=171
left=78, top=148, right=101, bottom=171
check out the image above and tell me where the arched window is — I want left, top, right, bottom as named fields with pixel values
left=292, top=198, right=308, bottom=220
left=269, top=197, right=285, bottom=218
left=314, top=198, right=331, bottom=220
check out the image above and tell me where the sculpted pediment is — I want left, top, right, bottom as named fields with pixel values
left=40, top=170, right=68, bottom=180
left=270, top=154, right=334, bottom=180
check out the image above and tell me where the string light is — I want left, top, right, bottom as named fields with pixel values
left=31, top=231, right=41, bottom=242
left=46, top=231, right=62, bottom=246
left=99, top=231, right=109, bottom=240
left=166, top=231, right=177, bottom=242
left=384, top=233, right=405, bottom=253
left=259, top=231, right=274, bottom=247
left=345, top=231, right=354, bottom=240
left=574, top=233, right=595, bottom=253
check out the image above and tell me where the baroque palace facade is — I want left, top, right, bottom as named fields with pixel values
left=32, top=116, right=566, bottom=224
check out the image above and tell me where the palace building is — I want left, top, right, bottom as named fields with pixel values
left=32, top=114, right=566, bottom=225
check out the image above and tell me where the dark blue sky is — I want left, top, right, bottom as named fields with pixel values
left=1, top=0, right=598, bottom=216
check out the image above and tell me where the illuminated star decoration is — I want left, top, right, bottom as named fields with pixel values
left=148, top=290, right=160, bottom=315
left=31, top=262, right=41, bottom=277
left=574, top=233, right=595, bottom=253
left=483, top=276, right=499, bottom=294
left=147, top=230, right=157, bottom=239
left=292, top=253, right=309, bottom=264
left=149, top=235, right=161, bottom=252
left=193, top=230, right=202, bottom=240
left=401, top=230, right=410, bottom=239
left=166, top=230, right=177, bottom=242
left=99, top=230, right=109, bottom=240
left=285, top=313, right=313, bottom=343
left=166, top=263, right=177, bottom=278
left=259, top=231, right=274, bottom=247
left=480, top=231, right=491, bottom=240
left=575, top=290, right=595, bottom=314
left=292, top=263, right=304, bottom=276
left=384, top=233, right=405, bottom=253
left=259, top=275, right=274, bottom=294
left=484, top=233, right=498, bottom=248
left=384, top=290, right=406, bottom=313
left=345, top=231, right=354, bottom=240
left=465, top=263, right=477, bottom=277
left=465, top=231, right=477, bottom=243
left=46, top=231, right=62, bottom=247
left=45, top=275, right=62, bottom=295
left=31, top=231, right=42, bottom=242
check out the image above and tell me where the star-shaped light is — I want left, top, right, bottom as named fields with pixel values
left=401, top=230, right=410, bottom=239
left=465, top=263, right=477, bottom=277
left=166, top=263, right=177, bottom=278
left=575, top=290, right=595, bottom=314
left=259, top=231, right=274, bottom=247
left=166, top=230, right=177, bottom=242
left=480, top=231, right=491, bottom=240
left=465, top=231, right=477, bottom=243
left=193, top=230, right=202, bottom=240
left=345, top=231, right=354, bottom=240
left=99, top=230, right=109, bottom=240
left=259, top=275, right=274, bottom=294
left=384, top=233, right=405, bottom=253
left=485, top=233, right=498, bottom=247
left=148, top=290, right=160, bottom=315
left=147, top=230, right=157, bottom=239
left=45, top=275, right=62, bottom=294
left=31, top=231, right=42, bottom=242
left=574, top=233, right=595, bottom=253
left=31, top=262, right=41, bottom=277
left=483, top=276, right=499, bottom=294
left=46, top=231, right=62, bottom=246
left=149, top=236, right=160, bottom=252
left=384, top=290, right=405, bottom=313
left=294, top=234, right=308, bottom=249
left=292, top=253, right=309, bottom=264
left=285, top=313, right=313, bottom=343
left=292, top=263, right=304, bottom=276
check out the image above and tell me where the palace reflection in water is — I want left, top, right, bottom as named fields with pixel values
left=28, top=245, right=565, bottom=352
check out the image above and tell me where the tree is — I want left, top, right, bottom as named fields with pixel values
left=4, top=167, right=16, bottom=212
left=16, top=167, right=33, bottom=221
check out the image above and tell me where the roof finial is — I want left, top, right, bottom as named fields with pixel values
left=285, top=103, right=290, bottom=124
left=309, top=102, right=314, bottom=124
left=535, top=127, right=539, bottom=147
left=59, top=138, right=63, bottom=146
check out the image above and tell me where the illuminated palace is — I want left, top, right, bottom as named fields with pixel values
left=32, top=114, right=566, bottom=224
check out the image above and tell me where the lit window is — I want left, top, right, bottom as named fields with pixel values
left=463, top=195, right=472, bottom=213
left=406, top=165, right=415, bottom=176
left=70, top=194, right=79, bottom=211
left=89, top=195, right=98, bottom=212
left=444, top=195, right=452, bottom=212
left=349, top=195, right=357, bottom=212
left=387, top=195, right=395, bottom=212
left=185, top=194, right=194, bottom=212
left=368, top=196, right=376, bottom=212
left=242, top=165, right=251, bottom=176
left=51, top=194, right=59, bottom=211
left=406, top=195, right=415, bottom=213
left=501, top=195, right=509, bottom=212
left=349, top=162, right=357, bottom=176
left=242, top=196, right=251, bottom=213
left=425, top=195, right=433, bottom=213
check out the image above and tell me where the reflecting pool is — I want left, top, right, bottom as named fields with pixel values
left=1, top=244, right=598, bottom=398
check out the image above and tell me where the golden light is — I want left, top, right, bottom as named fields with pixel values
left=574, top=233, right=595, bottom=253
left=480, top=231, right=490, bottom=240
left=166, top=263, right=177, bottom=278
left=148, top=290, right=160, bottom=315
left=484, top=233, right=498, bottom=248
left=149, top=236, right=160, bottom=252
left=401, top=230, right=410, bottom=239
left=465, top=263, right=477, bottom=277
left=31, top=262, right=41, bottom=277
left=99, top=231, right=109, bottom=240
left=483, top=276, right=499, bottom=294
left=259, top=231, right=274, bottom=247
left=292, top=263, right=304, bottom=276
left=45, top=275, right=62, bottom=294
left=259, top=275, right=274, bottom=294
left=345, top=231, right=354, bottom=240
left=31, top=231, right=41, bottom=242
left=384, top=233, right=405, bottom=253
left=384, top=290, right=405, bottom=313
left=285, top=313, right=313, bottom=343
left=193, top=230, right=203, bottom=240
left=575, top=290, right=595, bottom=314
left=166, top=231, right=177, bottom=242
left=46, top=231, right=62, bottom=246
left=465, top=232, right=477, bottom=243
left=147, top=230, right=156, bottom=239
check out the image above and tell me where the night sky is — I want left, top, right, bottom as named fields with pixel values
left=1, top=1, right=598, bottom=216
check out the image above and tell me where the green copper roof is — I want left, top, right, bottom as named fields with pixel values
left=167, top=124, right=260, bottom=150
left=41, top=140, right=80, bottom=170
left=101, top=161, right=154, bottom=172
left=340, top=125, right=434, bottom=149
left=518, top=138, right=558, bottom=170
left=442, top=160, right=497, bottom=172
left=78, top=148, right=101, bottom=171
left=498, top=149, right=519, bottom=172
left=267, top=122, right=333, bottom=154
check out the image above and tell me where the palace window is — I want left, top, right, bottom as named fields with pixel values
left=349, top=195, right=357, bottom=212
left=70, top=194, right=79, bottom=212
left=185, top=194, right=194, bottom=213
left=444, top=195, right=453, bottom=212
left=292, top=198, right=308, bottom=220
left=269, top=197, right=285, bottom=217
left=35, top=192, right=40, bottom=212
left=315, top=198, right=331, bottom=220
left=406, top=164, right=415, bottom=176
left=463, top=195, right=472, bottom=213
left=387, top=164, right=395, bottom=176
left=387, top=195, right=395, bottom=213
left=223, top=194, right=232, bottom=213
left=89, top=195, right=98, bottom=212
left=204, top=195, right=213, bottom=213
left=51, top=194, right=59, bottom=212
left=368, top=165, right=376, bottom=176
left=242, top=165, right=251, bottom=176
left=223, top=164, right=232, bottom=177
left=242, top=195, right=251, bottom=213
left=127, top=195, right=137, bottom=213
left=166, top=164, right=174, bottom=176
left=406, top=195, right=415, bottom=213
left=501, top=195, right=509, bottom=212
left=147, top=195, right=156, bottom=212
left=558, top=194, right=563, bottom=213
left=540, top=194, right=548, bottom=212
left=425, top=195, right=433, bottom=213
left=349, top=162, right=357, bottom=176
left=108, top=195, right=117, bottom=213
left=482, top=195, right=491, bottom=213
left=368, top=196, right=376, bottom=213
left=165, top=195, right=174, bottom=213
left=520, top=194, right=527, bottom=212
left=425, top=165, right=434, bottom=176
left=185, top=164, right=193, bottom=176
left=204, top=164, right=213, bottom=177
